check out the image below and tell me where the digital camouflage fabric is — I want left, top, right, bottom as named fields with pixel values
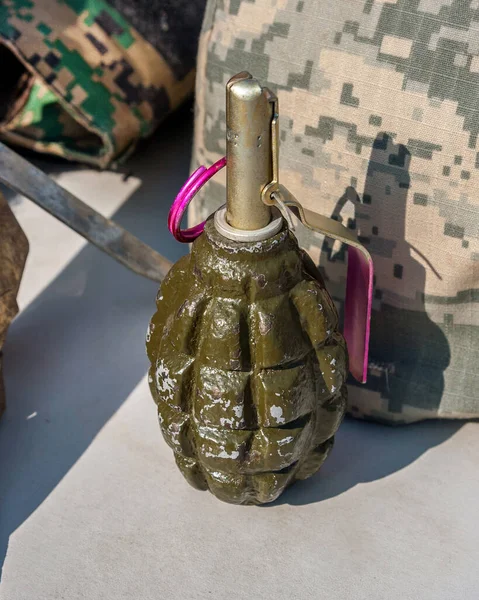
left=0, top=192, right=29, bottom=418
left=0, top=0, right=206, bottom=167
left=190, top=0, right=479, bottom=423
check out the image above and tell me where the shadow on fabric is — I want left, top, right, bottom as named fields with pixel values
left=322, top=133, right=451, bottom=419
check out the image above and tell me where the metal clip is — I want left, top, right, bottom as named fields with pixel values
left=266, top=183, right=374, bottom=384
left=261, top=91, right=280, bottom=207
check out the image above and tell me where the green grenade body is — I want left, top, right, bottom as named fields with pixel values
left=146, top=219, right=348, bottom=504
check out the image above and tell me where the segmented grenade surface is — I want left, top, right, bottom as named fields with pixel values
left=146, top=220, right=348, bottom=504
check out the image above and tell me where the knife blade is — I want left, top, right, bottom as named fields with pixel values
left=0, top=142, right=171, bottom=283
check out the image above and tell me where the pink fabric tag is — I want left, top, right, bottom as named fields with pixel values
left=344, top=247, right=374, bottom=383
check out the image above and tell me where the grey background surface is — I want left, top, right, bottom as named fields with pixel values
left=0, top=108, right=477, bottom=600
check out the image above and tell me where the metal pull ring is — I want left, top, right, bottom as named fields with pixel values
left=168, top=156, right=226, bottom=242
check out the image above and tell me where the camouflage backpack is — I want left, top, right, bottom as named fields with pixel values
left=0, top=0, right=206, bottom=167
left=189, top=0, right=479, bottom=424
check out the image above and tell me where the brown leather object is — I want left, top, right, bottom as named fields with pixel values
left=0, top=191, right=28, bottom=417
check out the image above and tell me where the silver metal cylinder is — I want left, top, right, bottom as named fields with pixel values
left=226, top=73, right=273, bottom=230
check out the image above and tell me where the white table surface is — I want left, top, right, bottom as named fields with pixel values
left=1, top=107, right=478, bottom=600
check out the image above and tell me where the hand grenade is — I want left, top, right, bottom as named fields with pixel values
left=146, top=73, right=373, bottom=505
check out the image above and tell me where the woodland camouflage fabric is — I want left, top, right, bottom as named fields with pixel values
left=0, top=192, right=29, bottom=418
left=190, top=0, right=479, bottom=423
left=0, top=0, right=202, bottom=167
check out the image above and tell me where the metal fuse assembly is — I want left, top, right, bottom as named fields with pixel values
left=225, top=71, right=274, bottom=230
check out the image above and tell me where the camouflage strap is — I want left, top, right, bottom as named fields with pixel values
left=0, top=0, right=197, bottom=167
